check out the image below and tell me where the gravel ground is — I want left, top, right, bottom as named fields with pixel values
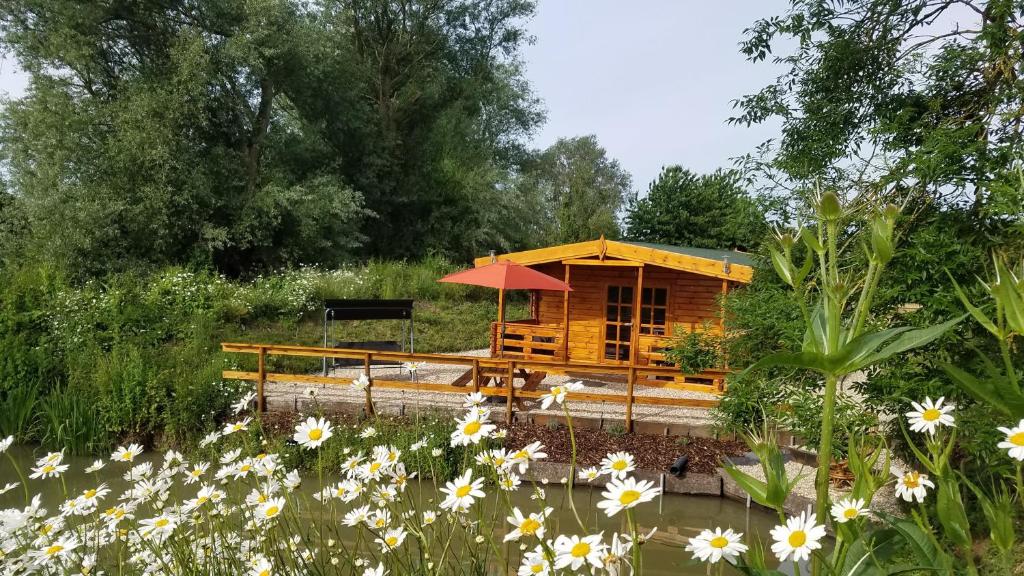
left=265, top=349, right=718, bottom=427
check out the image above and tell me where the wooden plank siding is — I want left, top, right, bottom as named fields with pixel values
left=523, top=263, right=725, bottom=366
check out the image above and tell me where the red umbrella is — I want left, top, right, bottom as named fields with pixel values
left=439, top=261, right=572, bottom=356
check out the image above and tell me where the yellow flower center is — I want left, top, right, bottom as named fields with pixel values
left=514, top=450, right=528, bottom=460
left=265, top=506, right=279, bottom=517
left=45, top=545, right=63, bottom=556
left=385, top=536, right=398, bottom=546
left=463, top=421, right=482, bottom=436
left=618, top=489, right=641, bottom=506
left=571, top=541, right=591, bottom=558
left=370, top=462, right=382, bottom=473
left=843, top=507, right=859, bottom=519
left=455, top=485, right=472, bottom=498
left=788, top=530, right=807, bottom=548
left=1010, top=431, right=1024, bottom=446
left=903, top=473, right=920, bottom=488
left=240, top=464, right=251, bottom=472
left=40, top=524, right=53, bottom=535
left=84, top=489, right=97, bottom=499
left=308, top=428, right=323, bottom=441
left=121, top=453, right=132, bottom=461
left=531, top=565, right=544, bottom=574
left=258, top=571, right=269, bottom=576
left=709, top=536, right=729, bottom=549
left=922, top=408, right=941, bottom=422
left=552, top=387, right=563, bottom=396
left=154, top=518, right=169, bottom=528
left=190, top=470, right=201, bottom=477
left=197, top=496, right=208, bottom=505
left=42, top=465, right=55, bottom=473
left=612, top=460, right=628, bottom=471
left=519, top=518, right=542, bottom=535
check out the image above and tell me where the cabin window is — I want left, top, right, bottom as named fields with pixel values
left=639, top=287, right=668, bottom=336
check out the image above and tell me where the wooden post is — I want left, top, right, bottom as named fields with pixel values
left=625, top=366, right=636, bottom=432
left=497, top=288, right=505, bottom=358
left=505, top=361, right=515, bottom=424
left=562, top=264, right=571, bottom=361
left=257, top=346, right=266, bottom=413
left=472, top=359, right=480, bottom=393
left=629, top=266, right=644, bottom=365
left=363, top=353, right=375, bottom=416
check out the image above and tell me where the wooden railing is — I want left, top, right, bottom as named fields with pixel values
left=220, top=342, right=729, bottom=432
left=489, top=321, right=563, bottom=360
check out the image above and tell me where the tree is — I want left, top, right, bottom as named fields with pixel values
left=0, top=0, right=544, bottom=273
left=517, top=135, right=633, bottom=244
left=624, top=166, right=766, bottom=250
left=733, top=0, right=1024, bottom=213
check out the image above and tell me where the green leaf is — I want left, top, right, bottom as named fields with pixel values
left=741, top=350, right=830, bottom=377
left=877, top=512, right=952, bottom=571
left=934, top=475, right=972, bottom=551
left=946, top=271, right=999, bottom=337
left=995, top=257, right=1024, bottom=335
left=832, top=326, right=913, bottom=373
left=857, top=315, right=964, bottom=368
left=940, top=362, right=1024, bottom=419
left=769, top=246, right=796, bottom=287
left=721, top=464, right=772, bottom=508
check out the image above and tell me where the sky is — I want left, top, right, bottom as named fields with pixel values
left=522, top=0, right=790, bottom=191
left=0, top=1, right=791, bottom=193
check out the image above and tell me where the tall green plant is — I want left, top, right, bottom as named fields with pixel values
left=748, top=190, right=961, bottom=521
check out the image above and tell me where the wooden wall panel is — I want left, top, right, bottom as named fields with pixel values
left=530, top=263, right=726, bottom=364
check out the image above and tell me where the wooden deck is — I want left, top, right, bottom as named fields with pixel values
left=220, top=342, right=728, bottom=432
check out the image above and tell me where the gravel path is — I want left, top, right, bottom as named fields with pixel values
left=265, top=349, right=718, bottom=428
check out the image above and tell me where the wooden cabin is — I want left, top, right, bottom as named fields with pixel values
left=475, top=238, right=754, bottom=367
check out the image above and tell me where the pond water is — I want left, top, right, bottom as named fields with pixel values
left=1, top=445, right=782, bottom=574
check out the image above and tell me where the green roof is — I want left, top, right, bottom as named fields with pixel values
left=620, top=241, right=757, bottom=267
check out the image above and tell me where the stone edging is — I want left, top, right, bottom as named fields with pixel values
left=522, top=461, right=814, bottom=517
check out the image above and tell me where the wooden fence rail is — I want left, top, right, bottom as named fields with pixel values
left=220, top=342, right=728, bottom=432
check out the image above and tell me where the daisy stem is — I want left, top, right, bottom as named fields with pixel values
left=561, top=403, right=585, bottom=531
left=627, top=507, right=642, bottom=574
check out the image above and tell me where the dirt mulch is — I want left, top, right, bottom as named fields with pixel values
left=504, top=422, right=747, bottom=475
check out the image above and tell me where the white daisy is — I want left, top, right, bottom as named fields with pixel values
left=906, top=397, right=955, bottom=435
left=232, top=391, right=257, bottom=415
left=257, top=497, right=285, bottom=521
left=0, top=482, right=19, bottom=495
left=509, top=441, right=547, bottom=473
left=249, top=555, right=273, bottom=576
left=0, top=435, right=13, bottom=453
left=199, top=431, right=221, bottom=447
left=139, top=513, right=177, bottom=542
left=770, top=510, right=827, bottom=562
left=504, top=506, right=552, bottom=542
left=997, top=419, right=1024, bottom=461
left=30, top=533, right=79, bottom=566
left=450, top=408, right=495, bottom=446
left=30, top=461, right=69, bottom=479
left=362, top=563, right=387, bottom=576
left=351, top=374, right=370, bottom=391
left=220, top=414, right=249, bottom=432
left=597, top=476, right=661, bottom=517
left=686, top=526, right=748, bottom=564
left=360, top=426, right=378, bottom=439
left=375, top=527, right=408, bottom=553
left=518, top=546, right=550, bottom=576
left=540, top=381, right=584, bottom=410
left=894, top=470, right=934, bottom=503
left=440, top=469, right=485, bottom=511
left=293, top=417, right=333, bottom=449
left=579, top=467, right=600, bottom=481
left=84, top=459, right=105, bottom=473
left=830, top=497, right=867, bottom=523
left=600, top=451, right=636, bottom=480
left=463, top=391, right=485, bottom=407
left=552, top=533, right=607, bottom=571
left=111, top=444, right=143, bottom=463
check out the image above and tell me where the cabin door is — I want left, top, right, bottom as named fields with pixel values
left=603, top=284, right=634, bottom=362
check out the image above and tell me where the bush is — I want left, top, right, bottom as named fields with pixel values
left=663, top=322, right=723, bottom=374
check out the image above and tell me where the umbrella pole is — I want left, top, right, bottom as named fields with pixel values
left=497, top=288, right=505, bottom=358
